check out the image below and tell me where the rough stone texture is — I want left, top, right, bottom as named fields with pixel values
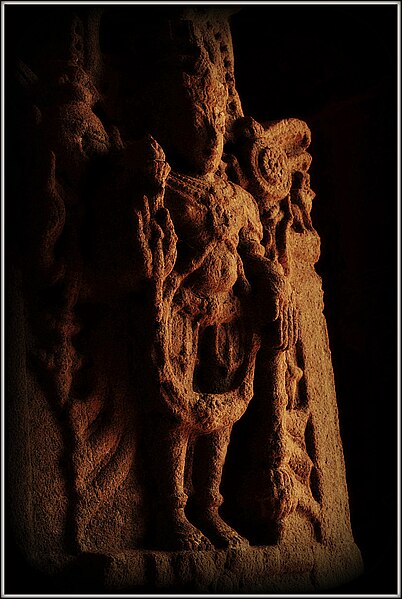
left=6, top=6, right=363, bottom=593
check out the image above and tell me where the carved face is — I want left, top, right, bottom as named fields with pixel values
left=178, top=60, right=228, bottom=174
left=139, top=20, right=229, bottom=176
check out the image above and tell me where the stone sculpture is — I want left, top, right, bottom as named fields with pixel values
left=7, top=6, right=363, bottom=592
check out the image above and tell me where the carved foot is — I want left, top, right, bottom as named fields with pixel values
left=191, top=507, right=249, bottom=549
left=157, top=509, right=213, bottom=551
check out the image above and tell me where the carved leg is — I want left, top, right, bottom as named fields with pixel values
left=190, top=426, right=249, bottom=549
left=151, top=420, right=212, bottom=550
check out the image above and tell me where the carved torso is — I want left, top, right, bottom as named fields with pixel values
left=165, top=171, right=262, bottom=307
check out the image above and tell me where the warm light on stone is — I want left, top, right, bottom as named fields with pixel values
left=6, top=6, right=365, bottom=593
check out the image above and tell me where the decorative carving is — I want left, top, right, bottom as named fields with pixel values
left=225, top=115, right=323, bottom=542
left=7, top=6, right=362, bottom=593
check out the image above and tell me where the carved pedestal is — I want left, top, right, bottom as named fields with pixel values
left=7, top=6, right=362, bottom=592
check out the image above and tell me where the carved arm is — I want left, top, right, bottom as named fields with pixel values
left=239, top=234, right=297, bottom=351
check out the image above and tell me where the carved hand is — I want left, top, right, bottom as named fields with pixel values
left=247, top=261, right=298, bottom=351
left=145, top=135, right=171, bottom=189
left=123, top=135, right=171, bottom=210
left=264, top=275, right=298, bottom=352
left=135, top=196, right=178, bottom=284
left=269, top=289, right=298, bottom=352
left=240, top=246, right=297, bottom=350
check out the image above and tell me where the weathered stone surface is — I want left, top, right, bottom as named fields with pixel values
left=6, top=5, right=362, bottom=592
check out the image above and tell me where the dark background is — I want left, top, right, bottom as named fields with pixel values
left=5, top=2, right=398, bottom=595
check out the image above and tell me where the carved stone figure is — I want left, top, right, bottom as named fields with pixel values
left=7, top=6, right=363, bottom=593
left=124, top=17, right=298, bottom=551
